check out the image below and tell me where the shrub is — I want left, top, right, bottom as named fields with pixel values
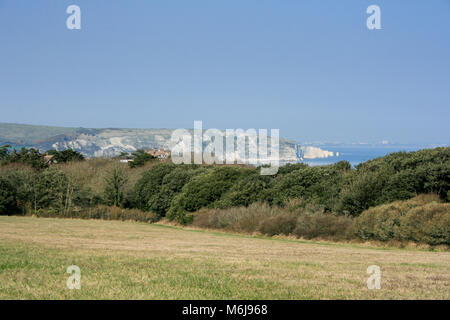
left=149, top=165, right=206, bottom=216
left=104, top=165, right=128, bottom=207
left=192, top=202, right=352, bottom=240
left=340, top=147, right=450, bottom=216
left=34, top=167, right=70, bottom=214
left=258, top=213, right=297, bottom=236
left=0, top=164, right=36, bottom=214
left=337, top=170, right=388, bottom=216
left=47, top=149, right=85, bottom=163
left=34, top=205, right=159, bottom=223
left=135, top=162, right=177, bottom=212
left=399, top=202, right=449, bottom=245
left=167, top=166, right=247, bottom=223
left=217, top=171, right=274, bottom=208
left=129, top=150, right=157, bottom=168
left=272, top=162, right=350, bottom=211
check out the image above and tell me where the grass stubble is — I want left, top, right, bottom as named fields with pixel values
left=0, top=216, right=448, bottom=299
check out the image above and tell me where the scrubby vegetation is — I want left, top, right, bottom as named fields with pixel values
left=0, top=145, right=449, bottom=246
left=353, top=194, right=449, bottom=245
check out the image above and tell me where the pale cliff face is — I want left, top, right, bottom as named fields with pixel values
left=0, top=124, right=333, bottom=162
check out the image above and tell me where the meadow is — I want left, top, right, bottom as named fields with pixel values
left=0, top=216, right=448, bottom=299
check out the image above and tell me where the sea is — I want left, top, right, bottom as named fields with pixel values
left=300, top=145, right=444, bottom=167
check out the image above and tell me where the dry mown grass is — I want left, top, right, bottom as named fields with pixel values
left=0, top=216, right=449, bottom=299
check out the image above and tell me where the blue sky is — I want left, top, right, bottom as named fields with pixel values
left=0, top=0, right=449, bottom=144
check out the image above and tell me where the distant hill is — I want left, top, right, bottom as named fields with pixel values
left=0, top=123, right=302, bottom=161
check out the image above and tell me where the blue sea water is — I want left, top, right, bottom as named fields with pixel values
left=301, top=145, right=430, bottom=167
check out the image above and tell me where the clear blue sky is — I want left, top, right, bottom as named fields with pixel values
left=0, top=0, right=449, bottom=144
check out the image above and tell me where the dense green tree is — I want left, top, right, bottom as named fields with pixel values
left=148, top=165, right=206, bottom=216
left=47, top=149, right=85, bottom=163
left=6, top=148, right=46, bottom=169
left=167, top=166, right=247, bottom=223
left=0, top=145, right=12, bottom=160
left=33, top=168, right=69, bottom=213
left=134, top=163, right=177, bottom=211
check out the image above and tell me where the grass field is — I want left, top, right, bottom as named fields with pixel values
left=0, top=216, right=449, bottom=299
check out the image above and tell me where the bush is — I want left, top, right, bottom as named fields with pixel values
left=192, top=203, right=280, bottom=232
left=135, top=163, right=177, bottom=212
left=149, top=165, right=206, bottom=216
left=258, top=213, right=297, bottom=236
left=339, top=147, right=450, bottom=216
left=0, top=164, right=36, bottom=214
left=47, top=149, right=85, bottom=163
left=34, top=205, right=159, bottom=223
left=167, top=166, right=247, bottom=223
left=129, top=150, right=157, bottom=168
left=271, top=162, right=350, bottom=211
left=192, top=202, right=352, bottom=240
left=293, top=213, right=353, bottom=240
left=353, top=194, right=450, bottom=245
left=217, top=171, right=274, bottom=208
left=104, top=165, right=128, bottom=207
left=34, top=167, right=70, bottom=214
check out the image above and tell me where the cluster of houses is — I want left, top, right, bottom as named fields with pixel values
left=147, top=148, right=171, bottom=159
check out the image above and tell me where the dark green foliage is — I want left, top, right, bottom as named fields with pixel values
left=34, top=205, right=159, bottom=223
left=129, top=150, right=156, bottom=168
left=135, top=163, right=177, bottom=212
left=337, top=148, right=450, bottom=216
left=0, top=166, right=36, bottom=214
left=293, top=213, right=353, bottom=240
left=33, top=168, right=70, bottom=214
left=3, top=147, right=46, bottom=169
left=0, top=145, right=11, bottom=159
left=218, top=171, right=274, bottom=208
left=1, top=146, right=449, bottom=245
left=353, top=195, right=449, bottom=245
left=104, top=165, right=128, bottom=207
left=47, top=149, right=85, bottom=163
left=272, top=161, right=351, bottom=211
left=149, top=165, right=206, bottom=216
left=0, top=176, right=18, bottom=214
